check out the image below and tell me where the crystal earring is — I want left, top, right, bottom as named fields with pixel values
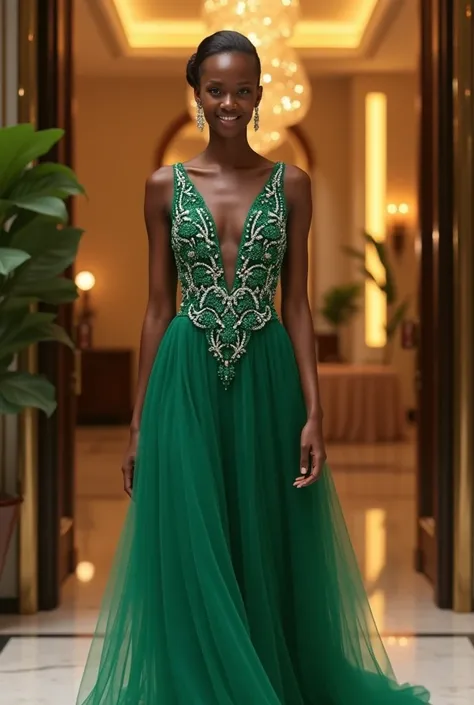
left=196, top=103, right=205, bottom=132
left=253, top=105, right=260, bottom=132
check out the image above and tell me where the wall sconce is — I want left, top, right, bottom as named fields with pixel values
left=75, top=270, right=96, bottom=349
left=386, top=203, right=409, bottom=257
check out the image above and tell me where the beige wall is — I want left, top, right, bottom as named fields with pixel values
left=75, top=72, right=418, bottom=409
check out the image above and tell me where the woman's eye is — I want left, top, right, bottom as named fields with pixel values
left=239, top=88, right=251, bottom=95
left=208, top=88, right=221, bottom=96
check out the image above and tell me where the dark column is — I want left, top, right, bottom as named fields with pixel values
left=36, top=0, right=76, bottom=611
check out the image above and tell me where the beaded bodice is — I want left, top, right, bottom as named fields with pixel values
left=171, top=161, right=287, bottom=388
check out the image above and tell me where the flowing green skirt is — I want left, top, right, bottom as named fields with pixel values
left=76, top=316, right=430, bottom=705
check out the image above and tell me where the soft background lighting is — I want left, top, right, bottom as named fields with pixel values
left=364, top=92, right=387, bottom=348
left=188, top=0, right=311, bottom=154
left=76, top=561, right=96, bottom=583
left=75, top=270, right=96, bottom=292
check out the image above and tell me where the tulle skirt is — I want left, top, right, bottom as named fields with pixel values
left=76, top=316, right=430, bottom=704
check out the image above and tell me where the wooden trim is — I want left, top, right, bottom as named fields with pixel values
left=416, top=0, right=436, bottom=582
left=36, top=0, right=76, bottom=611
left=435, top=0, right=455, bottom=609
left=18, top=0, right=39, bottom=617
left=1, top=1, right=6, bottom=126
left=452, top=0, right=474, bottom=613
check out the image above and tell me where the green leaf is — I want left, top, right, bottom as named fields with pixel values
left=0, top=296, right=39, bottom=311
left=363, top=232, right=397, bottom=304
left=386, top=300, right=410, bottom=339
left=0, top=395, right=24, bottom=415
left=359, top=266, right=380, bottom=287
left=320, top=283, right=362, bottom=327
left=48, top=322, right=74, bottom=349
left=7, top=162, right=86, bottom=201
left=0, top=310, right=73, bottom=360
left=9, top=276, right=78, bottom=304
left=0, top=125, right=64, bottom=193
left=9, top=218, right=83, bottom=280
left=0, top=248, right=31, bottom=275
left=8, top=195, right=68, bottom=222
left=0, top=370, right=57, bottom=416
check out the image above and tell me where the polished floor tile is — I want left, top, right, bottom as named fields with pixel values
left=0, top=636, right=473, bottom=705
left=1, top=427, right=474, bottom=704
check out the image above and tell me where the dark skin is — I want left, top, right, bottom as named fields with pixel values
left=122, top=50, right=326, bottom=496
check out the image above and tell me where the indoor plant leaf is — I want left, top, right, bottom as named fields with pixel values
left=0, top=311, right=73, bottom=360
left=7, top=162, right=85, bottom=201
left=0, top=125, right=64, bottom=193
left=9, top=218, right=83, bottom=279
left=7, top=195, right=68, bottom=222
left=0, top=248, right=31, bottom=276
left=320, top=283, right=361, bottom=328
left=8, top=276, right=78, bottom=304
left=363, top=232, right=397, bottom=303
left=386, top=300, right=410, bottom=339
left=0, top=371, right=56, bottom=417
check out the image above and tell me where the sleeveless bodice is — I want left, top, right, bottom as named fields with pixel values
left=171, top=161, right=287, bottom=387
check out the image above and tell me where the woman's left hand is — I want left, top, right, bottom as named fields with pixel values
left=294, top=417, right=327, bottom=488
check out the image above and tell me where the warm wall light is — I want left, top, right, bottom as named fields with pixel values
left=76, top=561, right=95, bottom=583
left=365, top=508, right=387, bottom=631
left=75, top=270, right=96, bottom=349
left=386, top=203, right=410, bottom=257
left=365, top=92, right=387, bottom=348
left=75, top=270, right=96, bottom=292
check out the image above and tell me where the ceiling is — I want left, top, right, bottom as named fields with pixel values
left=75, top=0, right=418, bottom=77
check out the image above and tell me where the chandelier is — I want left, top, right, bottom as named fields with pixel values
left=187, top=0, right=311, bottom=154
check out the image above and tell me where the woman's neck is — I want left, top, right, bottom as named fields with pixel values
left=202, top=130, right=259, bottom=169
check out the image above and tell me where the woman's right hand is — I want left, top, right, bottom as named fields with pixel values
left=122, top=429, right=139, bottom=498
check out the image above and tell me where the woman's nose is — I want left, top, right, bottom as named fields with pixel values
left=221, top=94, right=236, bottom=109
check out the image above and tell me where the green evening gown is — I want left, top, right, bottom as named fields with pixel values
left=76, top=162, right=430, bottom=704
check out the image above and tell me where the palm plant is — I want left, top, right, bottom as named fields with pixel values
left=320, top=283, right=361, bottom=329
left=0, top=124, right=84, bottom=414
left=0, top=123, right=84, bottom=579
left=343, top=231, right=408, bottom=362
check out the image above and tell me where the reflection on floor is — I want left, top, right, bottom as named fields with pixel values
left=1, top=427, right=473, bottom=704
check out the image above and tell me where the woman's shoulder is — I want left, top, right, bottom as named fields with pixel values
left=146, top=164, right=175, bottom=189
left=282, top=163, right=311, bottom=186
left=144, top=165, right=175, bottom=210
left=281, top=163, right=312, bottom=207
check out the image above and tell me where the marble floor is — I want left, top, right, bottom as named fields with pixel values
left=1, top=427, right=473, bottom=704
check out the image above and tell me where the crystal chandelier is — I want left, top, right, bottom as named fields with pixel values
left=187, top=0, right=310, bottom=154
left=202, top=0, right=301, bottom=44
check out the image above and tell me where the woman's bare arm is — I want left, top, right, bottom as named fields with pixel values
left=281, top=165, right=326, bottom=487
left=130, top=167, right=177, bottom=433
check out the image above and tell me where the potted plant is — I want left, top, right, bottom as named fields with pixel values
left=343, top=231, right=409, bottom=363
left=318, top=283, right=361, bottom=362
left=0, top=123, right=84, bottom=582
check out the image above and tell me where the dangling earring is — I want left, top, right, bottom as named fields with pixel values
left=196, top=102, right=205, bottom=132
left=253, top=105, right=260, bottom=132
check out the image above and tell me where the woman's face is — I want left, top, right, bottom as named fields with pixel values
left=195, top=51, right=262, bottom=138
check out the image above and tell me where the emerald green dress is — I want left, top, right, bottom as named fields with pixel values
left=76, top=162, right=430, bottom=705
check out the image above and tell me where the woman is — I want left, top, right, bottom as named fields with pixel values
left=77, top=30, right=430, bottom=705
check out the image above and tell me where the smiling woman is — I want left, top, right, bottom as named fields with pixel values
left=76, top=28, right=431, bottom=705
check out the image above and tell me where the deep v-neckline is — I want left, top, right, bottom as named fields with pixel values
left=178, top=161, right=280, bottom=294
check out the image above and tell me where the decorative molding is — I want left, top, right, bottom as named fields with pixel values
left=89, top=0, right=403, bottom=60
